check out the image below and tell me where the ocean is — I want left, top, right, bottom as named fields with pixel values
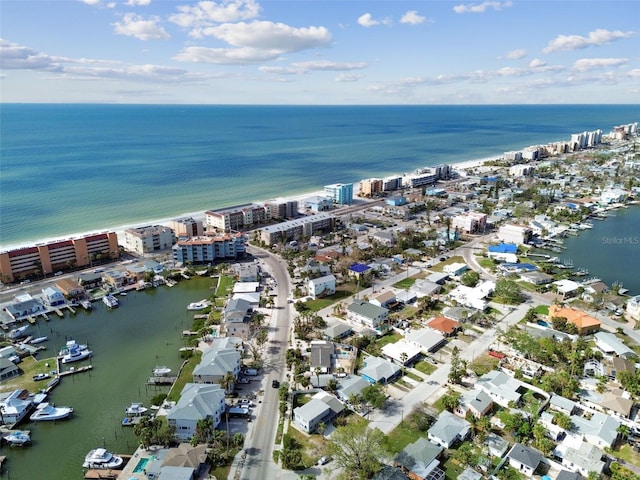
left=1, top=104, right=639, bottom=248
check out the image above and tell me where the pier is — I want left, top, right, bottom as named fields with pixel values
left=147, top=375, right=177, bottom=385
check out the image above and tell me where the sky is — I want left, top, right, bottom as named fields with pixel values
left=1, top=0, right=639, bottom=104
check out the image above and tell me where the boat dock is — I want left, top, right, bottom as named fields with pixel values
left=147, top=375, right=177, bottom=385
left=59, top=365, right=93, bottom=377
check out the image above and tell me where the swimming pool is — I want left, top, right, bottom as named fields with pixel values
left=132, top=457, right=150, bottom=474
left=537, top=320, right=550, bottom=327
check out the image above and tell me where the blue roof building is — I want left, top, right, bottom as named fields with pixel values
left=488, top=243, right=518, bottom=254
left=349, top=263, right=371, bottom=275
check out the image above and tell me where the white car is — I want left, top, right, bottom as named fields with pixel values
left=317, top=456, right=330, bottom=466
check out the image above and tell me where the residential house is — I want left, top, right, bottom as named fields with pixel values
left=427, top=317, right=461, bottom=337
left=485, top=433, right=510, bottom=458
left=570, top=411, right=620, bottom=449
left=166, top=383, right=226, bottom=441
left=192, top=342, right=241, bottom=386
left=426, top=272, right=449, bottom=285
left=487, top=243, right=518, bottom=263
left=336, top=376, right=370, bottom=403
left=394, top=437, right=444, bottom=480
left=143, top=443, right=208, bottom=480
left=506, top=443, right=542, bottom=477
left=293, top=391, right=344, bottom=433
left=371, top=290, right=397, bottom=309
left=593, top=332, right=636, bottom=358
left=223, top=298, right=252, bottom=339
left=548, top=305, right=601, bottom=335
left=4, top=293, right=45, bottom=321
left=360, top=356, right=401, bottom=384
left=77, top=272, right=103, bottom=290
left=626, top=294, right=640, bottom=321
left=454, top=389, right=493, bottom=419
left=409, top=279, right=442, bottom=298
left=234, top=263, right=259, bottom=282
left=310, top=340, right=335, bottom=374
left=520, top=271, right=554, bottom=286
left=442, top=307, right=478, bottom=323
left=557, top=440, right=605, bottom=477
left=496, top=224, right=532, bottom=245
left=475, top=370, right=525, bottom=408
left=372, top=466, right=410, bottom=480
left=443, top=262, right=468, bottom=277
left=556, top=471, right=583, bottom=480
left=580, top=388, right=634, bottom=419
left=348, top=262, right=372, bottom=279
left=552, top=280, right=582, bottom=301
left=447, top=281, right=494, bottom=311
left=102, top=269, right=128, bottom=290
left=41, top=286, right=65, bottom=307
left=549, top=394, right=578, bottom=416
left=0, top=389, right=33, bottom=424
left=323, top=321, right=353, bottom=340
left=54, top=278, right=85, bottom=299
left=371, top=231, right=396, bottom=247
left=347, top=300, right=389, bottom=331
left=427, top=411, right=470, bottom=448
left=0, top=358, right=20, bottom=382
left=458, top=468, right=482, bottom=480
left=405, top=328, right=447, bottom=354
left=381, top=339, right=422, bottom=366
left=307, top=274, right=336, bottom=299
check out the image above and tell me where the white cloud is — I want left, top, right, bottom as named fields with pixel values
left=125, top=0, right=151, bottom=5
left=358, top=13, right=379, bottom=28
left=496, top=66, right=531, bottom=77
left=335, top=73, right=362, bottom=82
left=291, top=60, right=367, bottom=72
left=202, top=21, right=331, bottom=52
left=400, top=10, right=426, bottom=25
left=529, top=58, right=546, bottom=68
left=169, top=0, right=260, bottom=31
left=174, top=46, right=280, bottom=64
left=0, top=39, right=60, bottom=71
left=113, top=13, right=170, bottom=40
left=258, top=66, right=300, bottom=75
left=80, top=0, right=101, bottom=5
left=453, top=1, right=512, bottom=14
left=572, top=57, right=628, bottom=72
left=505, top=49, right=526, bottom=60
left=543, top=28, right=635, bottom=54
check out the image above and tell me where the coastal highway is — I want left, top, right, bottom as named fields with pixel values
left=236, top=246, right=294, bottom=480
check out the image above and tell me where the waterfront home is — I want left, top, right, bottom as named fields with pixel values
left=626, top=294, right=640, bottom=321
left=307, top=274, right=336, bottom=299
left=4, top=293, right=45, bottom=321
left=77, top=271, right=103, bottom=290
left=0, top=358, right=20, bottom=382
left=41, top=286, right=65, bottom=307
left=234, top=262, right=259, bottom=282
left=506, top=443, right=542, bottom=477
left=166, top=383, right=226, bottom=441
left=223, top=298, right=251, bottom=339
left=393, top=437, right=444, bottom=480
left=293, top=391, right=344, bottom=434
left=519, top=271, right=553, bottom=286
left=552, top=279, right=582, bottom=301
left=427, top=410, right=470, bottom=449
left=548, top=305, right=601, bottom=335
left=359, top=355, right=401, bottom=384
left=102, top=269, right=128, bottom=290
left=54, top=278, right=85, bottom=299
left=496, top=224, right=532, bottom=245
left=141, top=443, right=208, bottom=480
left=192, top=345, right=241, bottom=386
left=0, top=389, right=33, bottom=424
left=347, top=300, right=388, bottom=331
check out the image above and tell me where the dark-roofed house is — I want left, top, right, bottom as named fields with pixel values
left=0, top=358, right=20, bottom=382
left=556, top=470, right=583, bottom=480
left=507, top=443, right=542, bottom=477
left=143, top=443, right=208, bottom=480
left=454, top=389, right=493, bottom=419
left=372, top=466, right=410, bottom=480
left=394, top=437, right=444, bottom=480
left=310, top=340, right=335, bottom=373
left=427, top=411, right=470, bottom=449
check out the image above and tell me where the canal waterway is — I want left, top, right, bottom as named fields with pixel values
left=4, top=277, right=215, bottom=480
left=557, top=206, right=640, bottom=296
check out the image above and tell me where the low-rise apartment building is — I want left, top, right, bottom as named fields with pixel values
left=123, top=225, right=175, bottom=255
left=204, top=203, right=267, bottom=232
left=258, top=213, right=335, bottom=245
left=172, top=233, right=246, bottom=265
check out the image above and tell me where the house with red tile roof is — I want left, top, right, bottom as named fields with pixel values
left=427, top=316, right=461, bottom=337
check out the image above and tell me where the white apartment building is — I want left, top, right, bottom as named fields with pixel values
left=123, top=225, right=175, bottom=255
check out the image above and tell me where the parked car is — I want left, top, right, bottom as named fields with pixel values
left=317, top=456, right=331, bottom=466
left=272, top=379, right=280, bottom=388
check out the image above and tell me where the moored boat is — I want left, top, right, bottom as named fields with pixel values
left=5, top=430, right=31, bottom=446
left=83, top=448, right=124, bottom=469
left=187, top=299, right=210, bottom=310
left=29, top=402, right=73, bottom=421
left=152, top=366, right=172, bottom=377
left=102, top=294, right=119, bottom=308
left=61, top=344, right=93, bottom=364
left=125, top=402, right=148, bottom=416
left=8, top=325, right=29, bottom=340
left=30, top=336, right=48, bottom=345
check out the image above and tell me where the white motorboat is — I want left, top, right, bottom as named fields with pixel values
left=29, top=402, right=73, bottom=421
left=152, top=366, right=172, bottom=377
left=5, top=430, right=31, bottom=446
left=8, top=325, right=29, bottom=340
left=125, top=402, right=148, bottom=416
left=187, top=299, right=210, bottom=310
left=83, top=448, right=124, bottom=469
left=102, top=294, right=119, bottom=308
left=59, top=339, right=87, bottom=355
left=30, top=336, right=48, bottom=345
left=80, top=300, right=93, bottom=310
left=61, top=345, right=92, bottom=364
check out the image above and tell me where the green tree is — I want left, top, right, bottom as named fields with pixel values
left=448, top=346, right=466, bottom=384
left=493, top=279, right=524, bottom=305
left=440, top=389, right=461, bottom=412
left=326, top=419, right=388, bottom=480
left=460, top=270, right=480, bottom=287
left=361, top=383, right=387, bottom=410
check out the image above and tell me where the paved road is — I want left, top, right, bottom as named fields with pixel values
left=234, top=246, right=294, bottom=480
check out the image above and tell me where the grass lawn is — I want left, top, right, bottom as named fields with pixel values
left=394, top=277, right=416, bottom=289
left=0, top=355, right=58, bottom=394
left=305, top=289, right=354, bottom=311
left=429, top=256, right=465, bottom=273
left=374, top=332, right=402, bottom=348
left=287, top=424, right=326, bottom=468
left=517, top=281, right=538, bottom=292
left=167, top=351, right=202, bottom=402
left=534, top=305, right=549, bottom=315
left=215, top=275, right=235, bottom=297
left=383, top=422, right=423, bottom=455
left=405, top=371, right=423, bottom=382
left=614, top=444, right=640, bottom=465
left=414, top=361, right=437, bottom=376
left=469, top=354, right=499, bottom=376
left=478, top=258, right=496, bottom=270
left=443, top=457, right=465, bottom=479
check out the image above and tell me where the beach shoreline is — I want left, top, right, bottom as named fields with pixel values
left=0, top=155, right=493, bottom=252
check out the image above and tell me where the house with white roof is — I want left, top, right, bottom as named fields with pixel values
left=626, top=294, right=640, bottom=321
left=475, top=370, right=526, bottom=408
left=427, top=410, right=470, bottom=448
left=166, top=383, right=226, bottom=441
left=405, top=328, right=447, bottom=354
left=554, top=438, right=605, bottom=478
left=306, top=274, right=336, bottom=299
left=569, top=411, right=620, bottom=449
left=41, top=286, right=65, bottom=306
left=381, top=339, right=422, bottom=366
left=553, top=279, right=581, bottom=300
left=0, top=389, right=33, bottom=424
left=409, top=279, right=442, bottom=298
left=594, top=332, right=636, bottom=359
left=447, top=281, right=495, bottom=311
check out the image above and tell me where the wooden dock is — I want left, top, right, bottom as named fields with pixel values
left=59, top=365, right=93, bottom=377
left=54, top=308, right=64, bottom=317
left=147, top=375, right=177, bottom=385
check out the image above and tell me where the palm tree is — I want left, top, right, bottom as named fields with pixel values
left=220, top=371, right=235, bottom=393
left=193, top=417, right=214, bottom=445
left=400, top=352, right=408, bottom=376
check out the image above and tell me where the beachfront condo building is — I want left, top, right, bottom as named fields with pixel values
left=172, top=232, right=246, bottom=265
left=170, top=217, right=204, bottom=239
left=0, top=232, right=119, bottom=283
left=258, top=213, right=336, bottom=246
left=324, top=183, right=353, bottom=205
left=265, top=200, right=299, bottom=220
left=123, top=225, right=175, bottom=256
left=205, top=203, right=267, bottom=232
left=360, top=178, right=383, bottom=197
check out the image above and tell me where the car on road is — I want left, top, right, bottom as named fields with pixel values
left=317, top=456, right=330, bottom=466
left=54, top=271, right=63, bottom=276
left=272, top=379, right=280, bottom=388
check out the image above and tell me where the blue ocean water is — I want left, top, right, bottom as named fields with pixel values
left=1, top=104, right=638, bottom=247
